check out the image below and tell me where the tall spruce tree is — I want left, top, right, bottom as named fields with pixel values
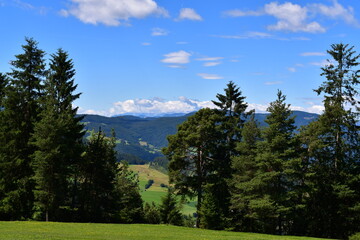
left=163, top=108, right=223, bottom=227
left=31, top=49, right=84, bottom=221
left=0, top=38, right=46, bottom=219
left=301, top=43, right=360, bottom=238
left=235, top=91, right=298, bottom=234
left=78, top=130, right=118, bottom=222
left=230, top=114, right=261, bottom=232
left=211, top=81, right=250, bottom=227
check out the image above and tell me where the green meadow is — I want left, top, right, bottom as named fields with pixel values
left=129, top=164, right=197, bottom=215
left=0, top=221, right=334, bottom=240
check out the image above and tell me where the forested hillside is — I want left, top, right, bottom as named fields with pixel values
left=81, top=111, right=319, bottom=163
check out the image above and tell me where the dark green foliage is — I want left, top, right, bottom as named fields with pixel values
left=31, top=49, right=84, bottom=221
left=77, top=130, right=118, bottom=222
left=145, top=179, right=154, bottom=189
left=350, top=233, right=360, bottom=240
left=199, top=184, right=224, bottom=230
left=211, top=81, right=251, bottom=228
left=0, top=38, right=46, bottom=220
left=143, top=202, right=161, bottom=224
left=230, top=114, right=261, bottom=232
left=159, top=188, right=183, bottom=226
left=163, top=108, right=223, bottom=227
left=231, top=91, right=299, bottom=235
left=300, top=43, right=360, bottom=239
left=149, top=156, right=169, bottom=173
left=115, top=162, right=143, bottom=223
left=117, top=152, right=147, bottom=165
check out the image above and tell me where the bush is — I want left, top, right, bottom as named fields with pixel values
left=145, top=179, right=154, bottom=189
left=350, top=233, right=360, bottom=240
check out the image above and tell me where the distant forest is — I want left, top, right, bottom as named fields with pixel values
left=0, top=39, right=359, bottom=239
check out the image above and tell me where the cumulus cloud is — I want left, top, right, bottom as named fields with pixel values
left=61, top=0, right=168, bottom=26
left=223, top=1, right=359, bottom=33
left=152, top=27, right=168, bottom=36
left=176, top=8, right=203, bottom=21
left=108, top=97, right=216, bottom=116
left=197, top=73, right=224, bottom=80
left=161, top=50, right=191, bottom=65
left=310, top=0, right=359, bottom=26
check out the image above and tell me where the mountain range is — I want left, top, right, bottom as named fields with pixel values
left=81, top=111, right=319, bottom=163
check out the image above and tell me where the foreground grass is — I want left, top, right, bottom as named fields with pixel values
left=0, top=221, right=333, bottom=240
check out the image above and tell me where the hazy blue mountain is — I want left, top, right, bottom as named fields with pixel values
left=81, top=110, right=318, bottom=163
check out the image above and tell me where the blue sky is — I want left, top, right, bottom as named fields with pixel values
left=0, top=0, right=359, bottom=116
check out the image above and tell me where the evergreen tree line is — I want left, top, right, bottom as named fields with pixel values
left=163, top=43, right=360, bottom=239
left=0, top=38, right=145, bottom=223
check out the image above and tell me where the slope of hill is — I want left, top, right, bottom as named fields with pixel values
left=129, top=164, right=196, bottom=215
left=81, top=111, right=319, bottom=162
left=0, top=221, right=335, bottom=240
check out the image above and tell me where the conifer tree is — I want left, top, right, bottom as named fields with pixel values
left=0, top=38, right=46, bottom=219
left=163, top=108, right=223, bottom=227
left=301, top=43, right=360, bottom=238
left=211, top=81, right=251, bottom=227
left=235, top=91, right=298, bottom=234
left=78, top=130, right=118, bottom=222
left=159, top=188, right=183, bottom=226
left=115, top=161, right=143, bottom=223
left=230, top=114, right=261, bottom=232
left=31, top=49, right=84, bottom=221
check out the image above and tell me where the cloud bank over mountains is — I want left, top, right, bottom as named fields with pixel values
left=79, top=97, right=324, bottom=117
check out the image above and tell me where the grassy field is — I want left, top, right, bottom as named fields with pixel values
left=129, top=164, right=197, bottom=215
left=0, top=221, right=334, bottom=240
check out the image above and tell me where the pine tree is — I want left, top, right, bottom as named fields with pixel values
left=211, top=81, right=251, bottom=227
left=159, top=188, right=183, bottom=226
left=78, top=130, right=118, bottom=222
left=236, top=91, right=298, bottom=234
left=301, top=43, right=360, bottom=238
left=31, top=49, right=84, bottom=221
left=230, top=114, right=261, bottom=232
left=115, top=161, right=143, bottom=223
left=163, top=108, right=223, bottom=227
left=0, top=38, right=46, bottom=219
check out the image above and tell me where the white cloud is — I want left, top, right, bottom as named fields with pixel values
left=196, top=57, right=224, bottom=61
left=300, top=52, right=326, bottom=56
left=141, top=42, right=151, bottom=46
left=290, top=104, right=324, bottom=114
left=265, top=81, right=282, bottom=85
left=176, top=8, right=202, bottom=21
left=152, top=27, right=168, bottom=36
left=197, top=73, right=224, bottom=80
left=161, top=50, right=191, bottom=64
left=288, top=67, right=296, bottom=72
left=108, top=97, right=216, bottom=116
left=203, top=62, right=221, bottom=67
left=223, top=9, right=263, bottom=17
left=176, top=42, right=188, bottom=45
left=310, top=59, right=333, bottom=67
left=61, top=0, right=168, bottom=26
left=264, top=2, right=325, bottom=33
left=310, top=0, right=359, bottom=26
left=224, top=1, right=359, bottom=33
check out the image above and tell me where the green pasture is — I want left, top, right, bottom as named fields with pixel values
left=0, top=221, right=334, bottom=240
left=129, top=164, right=197, bottom=215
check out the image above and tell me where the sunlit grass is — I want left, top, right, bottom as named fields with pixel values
left=0, top=222, right=334, bottom=240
